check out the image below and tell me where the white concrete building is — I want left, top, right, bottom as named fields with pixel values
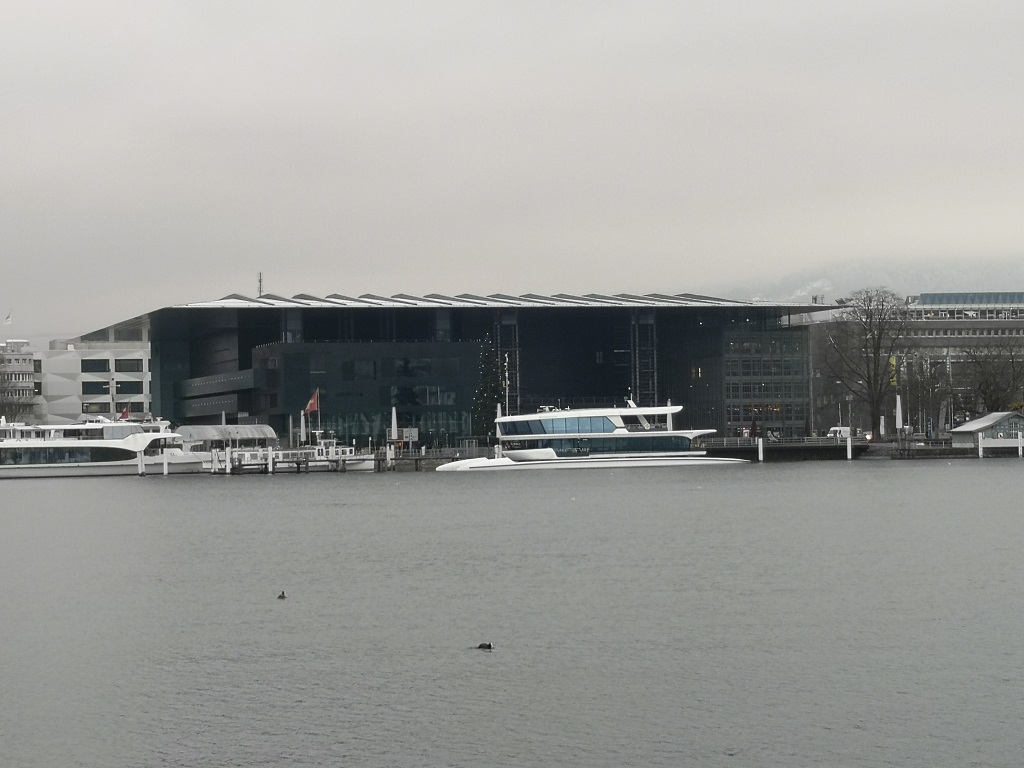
left=35, top=319, right=151, bottom=424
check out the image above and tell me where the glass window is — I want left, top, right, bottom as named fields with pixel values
left=81, top=359, right=110, bottom=373
left=114, top=328, right=143, bottom=342
left=394, top=358, right=432, bottom=377
left=116, top=381, right=144, bottom=395
left=82, top=381, right=110, bottom=395
left=82, top=402, right=111, bottom=414
left=114, top=358, right=144, bottom=372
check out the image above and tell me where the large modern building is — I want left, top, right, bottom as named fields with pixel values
left=143, top=291, right=822, bottom=444
left=899, top=292, right=1024, bottom=433
left=808, top=292, right=1024, bottom=438
left=40, top=290, right=1024, bottom=440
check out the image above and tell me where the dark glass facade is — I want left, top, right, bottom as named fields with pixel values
left=251, top=341, right=483, bottom=445
left=150, top=301, right=812, bottom=441
left=722, top=327, right=811, bottom=438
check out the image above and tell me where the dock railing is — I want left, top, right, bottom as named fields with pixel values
left=702, top=435, right=871, bottom=448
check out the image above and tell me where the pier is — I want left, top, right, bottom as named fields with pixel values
left=210, top=444, right=380, bottom=474
left=208, top=445, right=454, bottom=474
left=702, top=435, right=872, bottom=461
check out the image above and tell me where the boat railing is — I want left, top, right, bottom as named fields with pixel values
left=219, top=445, right=378, bottom=466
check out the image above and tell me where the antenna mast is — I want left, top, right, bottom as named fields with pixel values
left=258, top=272, right=263, bottom=297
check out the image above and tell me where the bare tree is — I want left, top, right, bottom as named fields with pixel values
left=901, top=352, right=953, bottom=435
left=825, top=287, right=908, bottom=435
left=959, top=341, right=1024, bottom=413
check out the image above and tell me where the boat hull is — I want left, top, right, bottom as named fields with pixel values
left=436, top=454, right=747, bottom=471
left=0, top=453, right=204, bottom=479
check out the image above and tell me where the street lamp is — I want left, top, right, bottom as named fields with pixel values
left=100, top=375, right=116, bottom=417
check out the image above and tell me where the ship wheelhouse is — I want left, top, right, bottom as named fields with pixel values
left=496, top=406, right=706, bottom=458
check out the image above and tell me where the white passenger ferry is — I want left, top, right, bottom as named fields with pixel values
left=0, top=418, right=204, bottom=478
left=437, top=403, right=748, bottom=471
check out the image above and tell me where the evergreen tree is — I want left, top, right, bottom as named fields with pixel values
left=472, top=334, right=503, bottom=438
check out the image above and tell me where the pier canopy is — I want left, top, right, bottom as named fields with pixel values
left=177, top=424, right=278, bottom=451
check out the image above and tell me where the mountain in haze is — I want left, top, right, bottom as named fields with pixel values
left=719, top=255, right=1024, bottom=305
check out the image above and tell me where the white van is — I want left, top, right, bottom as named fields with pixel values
left=826, top=426, right=851, bottom=439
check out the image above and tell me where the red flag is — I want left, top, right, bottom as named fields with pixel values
left=304, top=388, right=319, bottom=414
left=120, top=406, right=131, bottom=420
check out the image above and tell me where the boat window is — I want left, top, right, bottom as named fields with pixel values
left=0, top=446, right=136, bottom=465
left=103, top=424, right=143, bottom=439
left=506, top=421, right=522, bottom=436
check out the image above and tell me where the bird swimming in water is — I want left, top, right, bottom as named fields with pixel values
left=278, top=591, right=287, bottom=600
left=477, top=642, right=493, bottom=650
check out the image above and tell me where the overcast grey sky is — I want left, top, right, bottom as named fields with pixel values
left=3, top=1, right=1022, bottom=341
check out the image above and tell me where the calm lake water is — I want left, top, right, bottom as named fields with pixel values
left=2, top=459, right=1023, bottom=767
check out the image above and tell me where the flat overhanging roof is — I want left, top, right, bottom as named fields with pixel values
left=910, top=292, right=1024, bottom=309
left=173, top=291, right=826, bottom=312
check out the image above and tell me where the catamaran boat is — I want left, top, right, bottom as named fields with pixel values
left=437, top=402, right=748, bottom=471
left=0, top=418, right=204, bottom=478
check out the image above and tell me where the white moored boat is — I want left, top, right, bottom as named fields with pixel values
left=437, top=402, right=748, bottom=471
left=0, top=418, right=204, bottom=478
